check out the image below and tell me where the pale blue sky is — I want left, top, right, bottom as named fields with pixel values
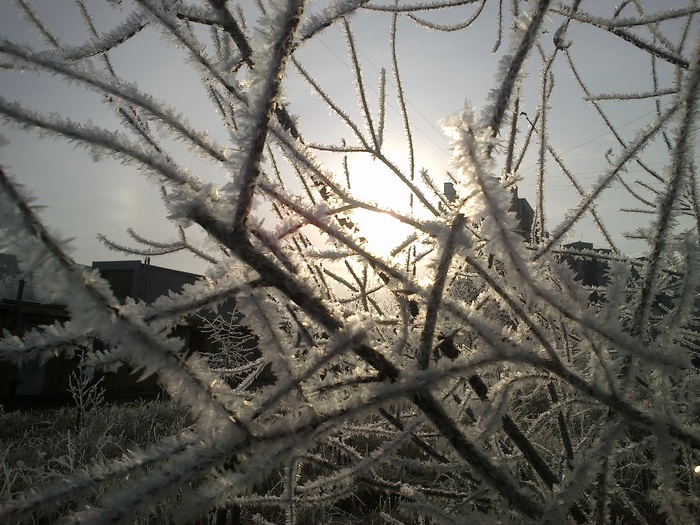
left=1, top=1, right=696, bottom=274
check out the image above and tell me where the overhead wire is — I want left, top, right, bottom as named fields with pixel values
left=301, top=4, right=691, bottom=189
left=520, top=101, right=678, bottom=184
left=312, top=31, right=451, bottom=157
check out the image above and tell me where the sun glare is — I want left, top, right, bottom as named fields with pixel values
left=352, top=208, right=415, bottom=257
left=344, top=153, right=427, bottom=257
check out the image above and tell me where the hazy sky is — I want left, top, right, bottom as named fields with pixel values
left=1, top=1, right=697, bottom=275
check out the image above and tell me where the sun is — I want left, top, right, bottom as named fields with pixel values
left=343, top=153, right=425, bottom=257
left=351, top=208, right=416, bottom=257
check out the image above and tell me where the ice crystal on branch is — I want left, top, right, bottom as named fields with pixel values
left=1, top=1, right=700, bottom=523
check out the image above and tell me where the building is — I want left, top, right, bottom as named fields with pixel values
left=508, top=186, right=535, bottom=242
left=560, top=241, right=611, bottom=288
left=0, top=252, right=19, bottom=275
left=0, top=257, right=233, bottom=402
left=92, top=259, right=201, bottom=304
left=0, top=299, right=71, bottom=399
left=443, top=182, right=534, bottom=241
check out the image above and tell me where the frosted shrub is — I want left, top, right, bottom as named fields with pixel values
left=0, top=399, right=192, bottom=523
left=68, top=361, right=106, bottom=431
left=1, top=1, right=699, bottom=523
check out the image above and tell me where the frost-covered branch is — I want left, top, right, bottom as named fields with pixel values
left=2, top=1, right=699, bottom=523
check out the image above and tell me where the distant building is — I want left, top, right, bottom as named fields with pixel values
left=0, top=257, right=236, bottom=402
left=509, top=187, right=534, bottom=242
left=443, top=182, right=534, bottom=241
left=0, top=253, right=19, bottom=275
left=443, top=182, right=457, bottom=203
left=0, top=299, right=71, bottom=399
left=560, top=241, right=611, bottom=288
left=92, top=259, right=201, bottom=304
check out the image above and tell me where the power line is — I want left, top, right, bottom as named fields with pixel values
left=524, top=107, right=667, bottom=172
left=555, top=106, right=667, bottom=158
left=314, top=35, right=450, bottom=156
